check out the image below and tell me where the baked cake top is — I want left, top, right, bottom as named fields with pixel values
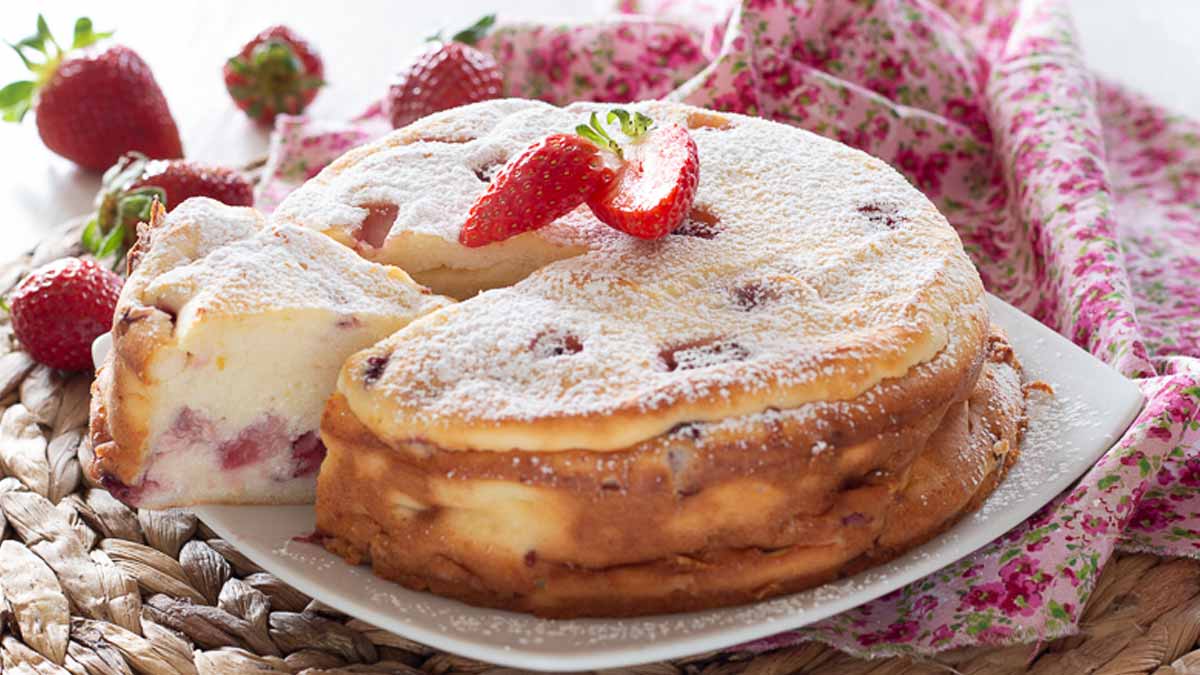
left=276, top=100, right=986, bottom=452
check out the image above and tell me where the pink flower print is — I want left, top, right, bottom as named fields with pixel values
left=865, top=56, right=903, bottom=100
left=881, top=620, right=919, bottom=643
left=1146, top=425, right=1174, bottom=442
left=746, top=0, right=777, bottom=10
left=962, top=581, right=1007, bottom=610
left=1130, top=496, right=1180, bottom=531
left=1063, top=566, right=1081, bottom=587
left=758, top=49, right=803, bottom=98
left=857, top=620, right=919, bottom=647
left=909, top=20, right=932, bottom=42
left=1164, top=391, right=1198, bottom=423
left=1178, top=457, right=1200, bottom=488
left=931, top=624, right=954, bottom=644
left=790, top=37, right=840, bottom=71
left=999, top=576, right=1046, bottom=617
left=962, top=563, right=984, bottom=578
left=837, top=125, right=871, bottom=152
left=999, top=555, right=1039, bottom=583
left=986, top=12, right=1017, bottom=42
left=896, top=147, right=951, bottom=197
left=978, top=625, right=1015, bottom=643
left=912, top=595, right=938, bottom=615
left=1080, top=514, right=1109, bottom=537
left=531, top=34, right=576, bottom=85
left=1029, top=502, right=1057, bottom=527
left=640, top=33, right=701, bottom=70
left=1026, top=535, right=1050, bottom=552
left=1130, top=108, right=1168, bottom=141
left=1129, top=146, right=1178, bottom=178
left=1118, top=450, right=1146, bottom=470
left=1056, top=156, right=1106, bottom=197
left=600, top=69, right=641, bottom=103
left=871, top=115, right=890, bottom=141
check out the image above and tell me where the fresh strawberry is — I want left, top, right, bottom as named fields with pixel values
left=1, top=16, right=182, bottom=171
left=459, top=134, right=614, bottom=247
left=224, top=24, right=324, bottom=124
left=124, top=157, right=253, bottom=210
left=584, top=114, right=699, bottom=240
left=87, top=153, right=253, bottom=254
left=9, top=257, right=123, bottom=371
left=387, top=15, right=503, bottom=129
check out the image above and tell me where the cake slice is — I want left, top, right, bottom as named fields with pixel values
left=88, top=198, right=450, bottom=508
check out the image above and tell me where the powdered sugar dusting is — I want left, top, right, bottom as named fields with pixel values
left=294, top=101, right=984, bottom=450
left=141, top=223, right=443, bottom=323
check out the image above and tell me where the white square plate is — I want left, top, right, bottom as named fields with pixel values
left=194, top=295, right=1143, bottom=671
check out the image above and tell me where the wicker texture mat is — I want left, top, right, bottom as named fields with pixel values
left=1, top=224, right=1198, bottom=675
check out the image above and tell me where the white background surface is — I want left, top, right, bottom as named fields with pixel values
left=1, top=1, right=1197, bottom=255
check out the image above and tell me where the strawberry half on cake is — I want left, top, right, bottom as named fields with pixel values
left=88, top=198, right=449, bottom=508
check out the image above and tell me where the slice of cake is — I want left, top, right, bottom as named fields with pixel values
left=88, top=198, right=450, bottom=508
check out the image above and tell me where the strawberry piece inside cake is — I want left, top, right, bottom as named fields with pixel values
left=88, top=198, right=449, bottom=508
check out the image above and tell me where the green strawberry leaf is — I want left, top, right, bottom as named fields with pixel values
left=450, top=14, right=496, bottom=46
left=7, top=42, right=37, bottom=71
left=0, top=296, right=8, bottom=314
left=81, top=217, right=103, bottom=254
left=116, top=188, right=166, bottom=229
left=0, top=80, right=33, bottom=122
left=36, top=15, right=54, bottom=47
left=96, top=223, right=126, bottom=259
left=576, top=111, right=623, bottom=159
left=71, top=17, right=113, bottom=50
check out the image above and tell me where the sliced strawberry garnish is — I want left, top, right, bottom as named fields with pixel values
left=587, top=122, right=699, bottom=240
left=459, top=134, right=614, bottom=247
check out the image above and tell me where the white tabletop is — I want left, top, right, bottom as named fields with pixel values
left=1, top=0, right=1196, bottom=256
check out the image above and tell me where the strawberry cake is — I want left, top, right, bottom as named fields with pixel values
left=262, top=99, right=1028, bottom=617
left=88, top=198, right=449, bottom=507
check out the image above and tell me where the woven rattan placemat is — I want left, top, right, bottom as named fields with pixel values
left=1, top=220, right=1197, bottom=675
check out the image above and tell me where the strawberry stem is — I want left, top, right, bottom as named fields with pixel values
left=450, top=14, right=496, bottom=45
left=576, top=112, right=623, bottom=160
left=575, top=108, right=656, bottom=160
left=607, top=109, right=653, bottom=139
left=427, top=14, right=495, bottom=45
left=2, top=15, right=111, bottom=123
left=70, top=17, right=112, bottom=50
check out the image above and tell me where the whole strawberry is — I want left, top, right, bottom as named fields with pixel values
left=10, top=257, right=123, bottom=371
left=1, top=16, right=183, bottom=171
left=224, top=25, right=324, bottom=124
left=459, top=134, right=614, bottom=247
left=387, top=15, right=503, bottom=129
left=85, top=152, right=252, bottom=255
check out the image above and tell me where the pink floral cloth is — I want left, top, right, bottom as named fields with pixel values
left=255, top=0, right=1200, bottom=657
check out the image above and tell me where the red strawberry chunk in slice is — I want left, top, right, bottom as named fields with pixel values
left=218, top=415, right=287, bottom=471
left=290, top=431, right=327, bottom=478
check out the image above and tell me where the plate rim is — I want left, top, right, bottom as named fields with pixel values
left=194, top=294, right=1145, bottom=671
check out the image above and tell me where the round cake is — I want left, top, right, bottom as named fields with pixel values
left=273, top=99, right=1025, bottom=617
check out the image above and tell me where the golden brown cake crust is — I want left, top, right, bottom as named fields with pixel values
left=316, top=325, right=1025, bottom=618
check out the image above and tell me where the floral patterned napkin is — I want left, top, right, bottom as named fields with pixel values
left=255, top=0, right=1200, bottom=657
